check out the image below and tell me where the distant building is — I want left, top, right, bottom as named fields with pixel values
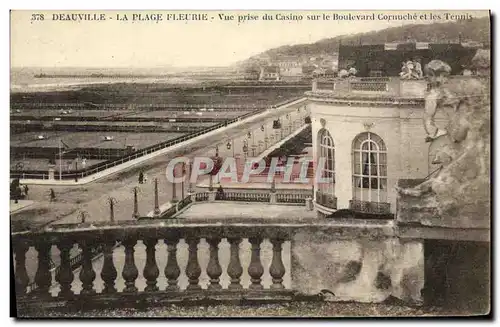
left=313, top=67, right=336, bottom=79
left=338, top=42, right=481, bottom=77
left=275, top=59, right=303, bottom=81
left=244, top=66, right=260, bottom=80
left=259, top=65, right=280, bottom=81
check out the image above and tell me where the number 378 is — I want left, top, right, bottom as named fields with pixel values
left=31, top=14, right=44, bottom=21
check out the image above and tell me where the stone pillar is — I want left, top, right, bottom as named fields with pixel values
left=208, top=174, right=214, bottom=191
left=48, top=168, right=55, bottom=180
left=306, top=197, right=313, bottom=211
left=270, top=193, right=277, bottom=204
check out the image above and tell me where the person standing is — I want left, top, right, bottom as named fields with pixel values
left=23, top=184, right=29, bottom=197
left=50, top=188, right=56, bottom=202
left=138, top=171, right=144, bottom=184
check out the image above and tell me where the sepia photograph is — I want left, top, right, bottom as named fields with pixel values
left=9, top=9, right=491, bottom=318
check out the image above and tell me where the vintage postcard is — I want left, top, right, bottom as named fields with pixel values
left=10, top=10, right=491, bottom=318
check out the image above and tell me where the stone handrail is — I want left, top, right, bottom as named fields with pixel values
left=13, top=222, right=297, bottom=312
left=12, top=220, right=396, bottom=314
left=276, top=193, right=310, bottom=204
left=349, top=200, right=391, bottom=215
left=311, top=76, right=479, bottom=100
left=218, top=192, right=271, bottom=203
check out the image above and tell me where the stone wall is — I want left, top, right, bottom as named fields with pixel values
left=291, top=229, right=424, bottom=304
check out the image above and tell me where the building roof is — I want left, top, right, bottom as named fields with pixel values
left=263, top=65, right=280, bottom=73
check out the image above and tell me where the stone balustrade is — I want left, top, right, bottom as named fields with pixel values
left=13, top=222, right=294, bottom=313
left=13, top=219, right=430, bottom=315
left=310, top=76, right=477, bottom=101
left=349, top=200, right=391, bottom=215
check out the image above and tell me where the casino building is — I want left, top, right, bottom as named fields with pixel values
left=308, top=42, right=485, bottom=217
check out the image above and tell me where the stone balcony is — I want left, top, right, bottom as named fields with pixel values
left=307, top=76, right=477, bottom=103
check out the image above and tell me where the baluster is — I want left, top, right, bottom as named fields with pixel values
left=101, top=240, right=117, bottom=294
left=164, top=238, right=180, bottom=291
left=227, top=238, right=243, bottom=289
left=269, top=239, right=285, bottom=289
left=56, top=241, right=74, bottom=298
left=79, top=241, right=96, bottom=295
left=206, top=238, right=222, bottom=290
left=34, top=241, right=52, bottom=296
left=143, top=238, right=159, bottom=292
left=14, top=241, right=30, bottom=296
left=185, top=237, right=201, bottom=290
left=122, top=238, right=138, bottom=293
left=248, top=237, right=264, bottom=290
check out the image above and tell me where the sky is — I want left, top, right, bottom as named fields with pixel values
left=10, top=10, right=489, bottom=68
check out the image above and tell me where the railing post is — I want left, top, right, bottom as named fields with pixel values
left=14, top=241, right=30, bottom=296
left=185, top=237, right=201, bottom=290
left=269, top=239, right=286, bottom=289
left=248, top=237, right=264, bottom=290
left=34, top=242, right=52, bottom=296
left=227, top=238, right=243, bottom=290
left=143, top=238, right=159, bottom=292
left=122, top=238, right=139, bottom=293
left=164, top=238, right=180, bottom=291
left=101, top=240, right=117, bottom=294
left=79, top=241, right=96, bottom=295
left=56, top=241, right=74, bottom=298
left=206, top=238, right=222, bottom=290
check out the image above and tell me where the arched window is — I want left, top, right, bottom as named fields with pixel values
left=352, top=132, right=387, bottom=204
left=318, top=129, right=335, bottom=196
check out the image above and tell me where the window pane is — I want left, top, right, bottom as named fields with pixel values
left=327, top=157, right=333, bottom=171
left=354, top=163, right=361, bottom=174
left=353, top=151, right=360, bottom=165
left=379, top=164, right=387, bottom=176
left=380, top=178, right=387, bottom=190
left=379, top=153, right=387, bottom=164
left=353, top=176, right=362, bottom=189
left=370, top=164, right=379, bottom=176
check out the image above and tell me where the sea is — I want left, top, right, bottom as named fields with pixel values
left=10, top=67, right=215, bottom=93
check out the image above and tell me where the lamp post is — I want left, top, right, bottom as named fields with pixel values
left=226, top=140, right=234, bottom=158
left=243, top=140, right=248, bottom=161
left=79, top=211, right=89, bottom=224
left=108, top=197, right=117, bottom=222
left=132, top=187, right=140, bottom=219
left=172, top=165, right=178, bottom=203
left=181, top=162, right=186, bottom=200
left=154, top=178, right=161, bottom=217
left=187, top=160, right=194, bottom=194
